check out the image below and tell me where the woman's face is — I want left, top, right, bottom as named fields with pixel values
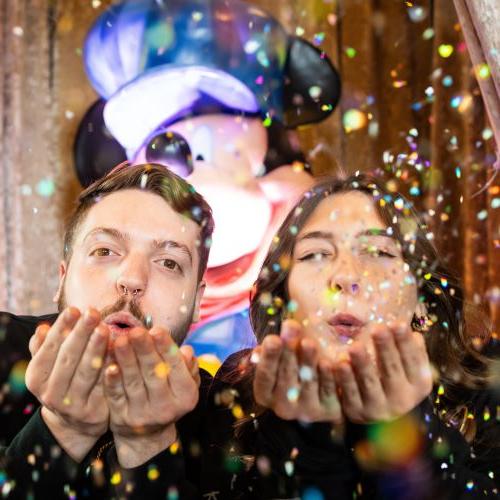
left=287, top=191, right=420, bottom=360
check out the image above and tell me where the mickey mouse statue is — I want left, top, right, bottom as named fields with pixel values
left=74, top=0, right=341, bottom=365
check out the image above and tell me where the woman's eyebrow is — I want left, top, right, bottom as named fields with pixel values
left=356, top=228, right=397, bottom=240
left=297, top=230, right=334, bottom=242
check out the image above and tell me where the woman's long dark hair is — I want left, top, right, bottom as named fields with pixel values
left=246, top=173, right=492, bottom=440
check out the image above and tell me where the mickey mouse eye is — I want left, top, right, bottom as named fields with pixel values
left=190, top=125, right=213, bottom=164
left=145, top=131, right=194, bottom=178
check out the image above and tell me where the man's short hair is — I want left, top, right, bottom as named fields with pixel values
left=63, top=163, right=214, bottom=281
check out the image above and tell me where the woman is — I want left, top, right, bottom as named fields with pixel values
left=206, top=173, right=499, bottom=499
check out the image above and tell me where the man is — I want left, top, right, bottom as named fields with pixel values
left=1, top=163, right=214, bottom=498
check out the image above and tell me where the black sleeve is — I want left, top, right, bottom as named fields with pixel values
left=344, top=396, right=499, bottom=499
left=2, top=407, right=101, bottom=499
left=209, top=353, right=499, bottom=500
left=102, top=439, right=198, bottom=499
left=202, top=352, right=360, bottom=499
left=239, top=398, right=499, bottom=500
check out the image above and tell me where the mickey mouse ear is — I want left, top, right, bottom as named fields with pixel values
left=283, top=37, right=341, bottom=128
left=74, top=99, right=127, bottom=187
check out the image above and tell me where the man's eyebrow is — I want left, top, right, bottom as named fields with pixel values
left=297, top=230, right=334, bottom=242
left=152, top=240, right=193, bottom=264
left=83, top=227, right=128, bottom=243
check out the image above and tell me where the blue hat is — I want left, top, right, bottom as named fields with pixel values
left=84, top=0, right=341, bottom=151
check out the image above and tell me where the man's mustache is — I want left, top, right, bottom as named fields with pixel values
left=99, top=297, right=149, bottom=328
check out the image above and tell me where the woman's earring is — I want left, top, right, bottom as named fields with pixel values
left=411, top=313, right=430, bottom=332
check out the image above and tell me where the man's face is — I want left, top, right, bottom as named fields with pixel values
left=55, top=189, right=205, bottom=344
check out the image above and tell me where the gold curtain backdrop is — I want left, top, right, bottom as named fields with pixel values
left=0, top=0, right=498, bottom=334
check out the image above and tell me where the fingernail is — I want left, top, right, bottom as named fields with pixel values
left=94, top=324, right=108, bottom=338
left=149, top=327, right=163, bottom=338
left=264, top=336, right=282, bottom=353
left=130, top=327, right=144, bottom=339
left=337, top=361, right=351, bottom=377
left=393, top=323, right=407, bottom=338
left=84, top=308, right=98, bottom=323
left=374, top=329, right=389, bottom=342
left=66, top=307, right=80, bottom=321
left=281, top=320, right=301, bottom=339
left=114, top=335, right=128, bottom=349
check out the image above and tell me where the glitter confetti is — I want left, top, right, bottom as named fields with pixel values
left=442, top=75, right=453, bottom=87
left=313, top=32, right=325, bottom=46
left=345, top=47, right=357, bottom=58
left=147, top=465, right=159, bottom=481
left=393, top=80, right=407, bottom=88
left=438, top=44, right=454, bottom=58
left=284, top=460, right=294, bottom=476
left=167, top=486, right=179, bottom=500
left=8, top=360, right=28, bottom=395
left=244, top=40, right=260, bottom=54
left=423, top=28, right=434, bottom=40
left=327, top=13, right=337, bottom=26
left=257, top=456, right=271, bottom=476
left=482, top=128, right=493, bottom=141
left=475, top=63, right=490, bottom=80
left=262, top=115, right=272, bottom=127
left=308, top=86, right=322, bottom=99
left=303, top=487, right=324, bottom=500
left=110, top=472, right=121, bottom=485
left=257, top=50, right=270, bottom=68
left=343, top=109, right=367, bottom=133
left=232, top=404, right=244, bottom=419
left=36, top=178, right=56, bottom=197
left=394, top=197, right=404, bottom=210
left=450, top=95, right=462, bottom=109
left=299, top=365, right=314, bottom=382
left=408, top=6, right=427, bottom=22
left=483, top=407, right=491, bottom=422
left=286, top=386, right=300, bottom=403
left=154, top=361, right=171, bottom=379
left=192, top=11, right=203, bottom=22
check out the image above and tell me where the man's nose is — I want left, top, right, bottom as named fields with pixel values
left=116, top=256, right=148, bottom=298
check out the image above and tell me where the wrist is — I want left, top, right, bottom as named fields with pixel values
left=113, top=424, right=178, bottom=468
left=41, top=406, right=102, bottom=462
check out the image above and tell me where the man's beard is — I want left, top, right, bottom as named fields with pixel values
left=57, top=280, right=194, bottom=345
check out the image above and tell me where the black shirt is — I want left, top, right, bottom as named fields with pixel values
left=1, top=313, right=499, bottom=499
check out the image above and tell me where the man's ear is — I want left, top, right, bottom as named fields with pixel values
left=192, top=280, right=206, bottom=323
left=53, top=261, right=67, bottom=303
